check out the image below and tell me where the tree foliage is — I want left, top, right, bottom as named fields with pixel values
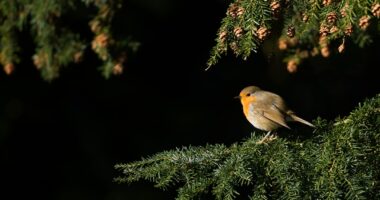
left=115, top=94, right=380, bottom=200
left=1, top=0, right=379, bottom=80
left=0, top=0, right=138, bottom=81
left=207, top=0, right=380, bottom=72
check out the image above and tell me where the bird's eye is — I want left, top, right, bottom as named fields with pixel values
left=246, top=93, right=251, bottom=97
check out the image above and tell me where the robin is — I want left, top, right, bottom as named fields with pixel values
left=237, top=86, right=314, bottom=144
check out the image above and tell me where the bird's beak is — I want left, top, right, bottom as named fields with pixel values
left=234, top=95, right=241, bottom=99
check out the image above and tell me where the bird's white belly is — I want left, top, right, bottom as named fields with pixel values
left=247, top=114, right=280, bottom=131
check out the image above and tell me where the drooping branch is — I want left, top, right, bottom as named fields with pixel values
left=207, top=0, right=380, bottom=73
left=0, top=0, right=138, bottom=81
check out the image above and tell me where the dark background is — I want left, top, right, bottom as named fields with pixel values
left=0, top=0, right=378, bottom=199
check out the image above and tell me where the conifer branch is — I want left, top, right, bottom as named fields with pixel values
left=115, top=94, right=380, bottom=199
left=0, top=0, right=138, bottom=80
left=207, top=0, right=380, bottom=73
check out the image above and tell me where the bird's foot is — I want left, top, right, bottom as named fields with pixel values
left=256, top=133, right=278, bottom=144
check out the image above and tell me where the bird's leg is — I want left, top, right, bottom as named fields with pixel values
left=256, top=131, right=272, bottom=144
left=256, top=131, right=278, bottom=144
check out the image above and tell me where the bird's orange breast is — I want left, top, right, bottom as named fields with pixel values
left=241, top=96, right=256, bottom=117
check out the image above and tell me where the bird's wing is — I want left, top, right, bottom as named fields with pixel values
left=249, top=102, right=291, bottom=129
left=263, top=108, right=291, bottom=129
left=269, top=95, right=314, bottom=128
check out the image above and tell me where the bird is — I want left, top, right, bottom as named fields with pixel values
left=237, top=86, right=314, bottom=144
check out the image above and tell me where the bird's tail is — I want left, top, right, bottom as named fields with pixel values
left=287, top=112, right=315, bottom=128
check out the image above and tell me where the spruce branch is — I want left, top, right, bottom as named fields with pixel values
left=0, top=0, right=138, bottom=80
left=115, top=94, right=380, bottom=199
left=207, top=0, right=380, bottom=72
left=0, top=1, right=21, bottom=75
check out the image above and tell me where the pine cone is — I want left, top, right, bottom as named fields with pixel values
left=270, top=1, right=281, bottom=18
left=310, top=47, right=319, bottom=57
left=302, top=13, right=309, bottom=22
left=278, top=38, right=288, bottom=50
left=89, top=19, right=101, bottom=33
left=371, top=3, right=380, bottom=18
left=329, top=26, right=339, bottom=34
left=287, top=59, right=298, bottom=73
left=230, top=42, right=239, bottom=54
left=321, top=46, right=330, bottom=57
left=359, top=15, right=371, bottom=30
left=234, top=27, right=243, bottom=38
left=219, top=31, right=228, bottom=42
left=287, top=26, right=295, bottom=38
left=237, top=7, right=244, bottom=17
left=319, top=24, right=330, bottom=36
left=113, top=63, right=124, bottom=75
left=270, top=1, right=281, bottom=11
left=322, top=0, right=332, bottom=6
left=92, top=33, right=109, bottom=49
left=257, top=27, right=270, bottom=40
left=33, top=53, right=47, bottom=69
left=326, top=12, right=337, bottom=24
left=340, top=4, right=349, bottom=17
left=344, top=24, right=353, bottom=36
left=3, top=63, right=14, bottom=75
left=227, top=3, right=239, bottom=18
